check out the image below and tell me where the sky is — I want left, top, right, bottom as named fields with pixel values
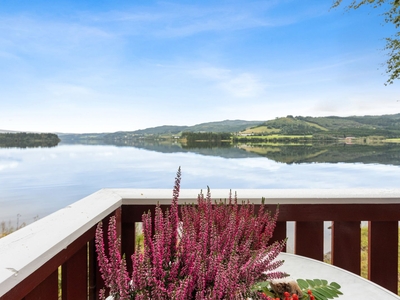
left=1, top=0, right=399, bottom=134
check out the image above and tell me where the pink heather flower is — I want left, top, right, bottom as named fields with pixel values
left=95, top=167, right=286, bottom=299
left=95, top=216, right=130, bottom=299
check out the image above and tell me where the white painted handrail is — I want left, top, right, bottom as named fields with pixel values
left=0, top=189, right=121, bottom=297
left=116, top=188, right=400, bottom=204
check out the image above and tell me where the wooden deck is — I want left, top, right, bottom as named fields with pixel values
left=0, top=188, right=399, bottom=299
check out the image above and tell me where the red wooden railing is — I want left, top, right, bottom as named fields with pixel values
left=0, top=189, right=399, bottom=299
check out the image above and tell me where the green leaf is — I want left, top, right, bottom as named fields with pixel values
left=311, top=289, right=328, bottom=300
left=306, top=279, right=316, bottom=287
left=313, top=279, right=322, bottom=286
left=330, top=282, right=341, bottom=289
left=322, top=286, right=340, bottom=298
left=262, top=290, right=277, bottom=298
left=314, top=287, right=334, bottom=299
left=296, top=278, right=343, bottom=300
left=253, top=281, right=270, bottom=290
left=326, top=286, right=343, bottom=295
left=297, top=279, right=309, bottom=290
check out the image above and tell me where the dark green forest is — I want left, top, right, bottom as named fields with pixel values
left=0, top=133, right=60, bottom=148
left=181, top=132, right=232, bottom=147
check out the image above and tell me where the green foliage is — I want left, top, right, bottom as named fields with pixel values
left=332, top=0, right=400, bottom=84
left=253, top=279, right=343, bottom=300
left=344, top=113, right=400, bottom=128
left=296, top=279, right=342, bottom=300
left=0, top=132, right=60, bottom=148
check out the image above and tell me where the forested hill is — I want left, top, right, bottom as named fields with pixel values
left=110, top=114, right=400, bottom=136
left=184, top=120, right=263, bottom=133
left=241, top=114, right=400, bottom=137
left=60, top=120, right=264, bottom=142
left=126, top=125, right=189, bottom=135
left=106, top=120, right=263, bottom=136
left=58, top=113, right=400, bottom=143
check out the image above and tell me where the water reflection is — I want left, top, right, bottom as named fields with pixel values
left=67, top=139, right=400, bottom=165
left=1, top=141, right=400, bottom=229
left=236, top=143, right=400, bottom=165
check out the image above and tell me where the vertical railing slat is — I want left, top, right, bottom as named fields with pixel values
left=121, top=221, right=135, bottom=274
left=115, top=207, right=122, bottom=249
left=88, top=239, right=96, bottom=300
left=368, top=221, right=398, bottom=294
left=24, top=270, right=58, bottom=300
left=331, top=221, right=361, bottom=274
left=62, top=243, right=88, bottom=299
left=295, top=221, right=324, bottom=261
left=270, top=221, right=287, bottom=252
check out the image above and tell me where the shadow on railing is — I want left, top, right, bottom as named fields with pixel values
left=0, top=189, right=399, bottom=299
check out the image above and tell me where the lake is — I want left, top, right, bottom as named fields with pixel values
left=1, top=141, right=400, bottom=234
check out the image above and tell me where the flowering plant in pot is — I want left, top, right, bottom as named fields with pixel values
left=95, top=168, right=342, bottom=300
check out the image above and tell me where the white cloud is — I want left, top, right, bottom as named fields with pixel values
left=219, top=73, right=265, bottom=98
left=191, top=67, right=265, bottom=98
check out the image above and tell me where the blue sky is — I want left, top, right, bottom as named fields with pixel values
left=1, top=0, right=399, bottom=133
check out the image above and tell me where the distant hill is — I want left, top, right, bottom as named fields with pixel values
left=126, top=125, right=188, bottom=135
left=185, top=120, right=263, bottom=133
left=57, top=113, right=400, bottom=143
left=102, top=125, right=189, bottom=141
left=106, top=120, right=262, bottom=136
left=240, top=114, right=400, bottom=137
left=59, top=120, right=264, bottom=142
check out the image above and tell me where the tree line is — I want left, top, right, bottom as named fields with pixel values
left=0, top=132, right=61, bottom=148
left=181, top=132, right=232, bottom=142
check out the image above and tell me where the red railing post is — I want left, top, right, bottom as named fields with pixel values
left=331, top=221, right=361, bottom=274
left=88, top=239, right=97, bottom=300
left=295, top=221, right=324, bottom=261
left=270, top=221, right=287, bottom=252
left=62, top=243, right=88, bottom=299
left=24, top=270, right=58, bottom=300
left=368, top=221, right=398, bottom=294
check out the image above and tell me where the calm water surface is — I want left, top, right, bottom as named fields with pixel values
left=1, top=143, right=400, bottom=228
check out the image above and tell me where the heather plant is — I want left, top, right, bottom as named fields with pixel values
left=95, top=167, right=287, bottom=300
left=95, top=215, right=130, bottom=299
